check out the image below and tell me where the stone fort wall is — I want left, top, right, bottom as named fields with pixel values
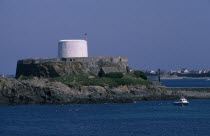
left=16, top=56, right=129, bottom=78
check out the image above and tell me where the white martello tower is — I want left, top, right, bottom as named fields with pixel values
left=58, top=40, right=88, bottom=58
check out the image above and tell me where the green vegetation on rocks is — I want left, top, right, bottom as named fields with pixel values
left=49, top=74, right=152, bottom=88
left=105, top=72, right=124, bottom=78
left=133, top=70, right=147, bottom=80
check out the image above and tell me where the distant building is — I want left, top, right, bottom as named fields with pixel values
left=149, top=70, right=156, bottom=74
left=179, top=69, right=190, bottom=74
left=203, top=69, right=210, bottom=73
left=198, top=70, right=204, bottom=74
left=15, top=39, right=129, bottom=78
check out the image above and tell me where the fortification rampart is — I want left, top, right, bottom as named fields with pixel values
left=16, top=56, right=129, bottom=78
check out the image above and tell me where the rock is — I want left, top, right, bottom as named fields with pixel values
left=1, top=77, right=210, bottom=105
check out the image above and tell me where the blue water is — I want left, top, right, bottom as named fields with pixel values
left=1, top=100, right=210, bottom=136
left=1, top=79, right=210, bottom=136
left=152, top=79, right=210, bottom=87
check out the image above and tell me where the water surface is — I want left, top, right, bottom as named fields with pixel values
left=1, top=99, right=210, bottom=136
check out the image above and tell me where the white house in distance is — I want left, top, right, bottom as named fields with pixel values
left=149, top=70, right=156, bottom=74
left=178, top=69, right=190, bottom=74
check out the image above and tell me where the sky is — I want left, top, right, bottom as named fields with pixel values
left=0, top=0, right=210, bottom=74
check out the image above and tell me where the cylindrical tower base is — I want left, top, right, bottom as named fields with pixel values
left=58, top=40, right=88, bottom=58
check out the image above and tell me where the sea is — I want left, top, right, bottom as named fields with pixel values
left=1, top=79, right=210, bottom=136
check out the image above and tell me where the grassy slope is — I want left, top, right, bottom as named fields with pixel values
left=50, top=74, right=152, bottom=88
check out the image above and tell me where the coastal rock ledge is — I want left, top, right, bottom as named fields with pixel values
left=0, top=77, right=210, bottom=105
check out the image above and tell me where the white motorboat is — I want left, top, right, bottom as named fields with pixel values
left=173, top=97, right=189, bottom=106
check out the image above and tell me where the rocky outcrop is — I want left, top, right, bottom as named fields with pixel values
left=163, top=87, right=210, bottom=99
left=0, top=77, right=210, bottom=105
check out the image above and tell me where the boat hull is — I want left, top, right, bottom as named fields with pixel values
left=173, top=102, right=189, bottom=106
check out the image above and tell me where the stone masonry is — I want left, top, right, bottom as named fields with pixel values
left=15, top=56, right=129, bottom=78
